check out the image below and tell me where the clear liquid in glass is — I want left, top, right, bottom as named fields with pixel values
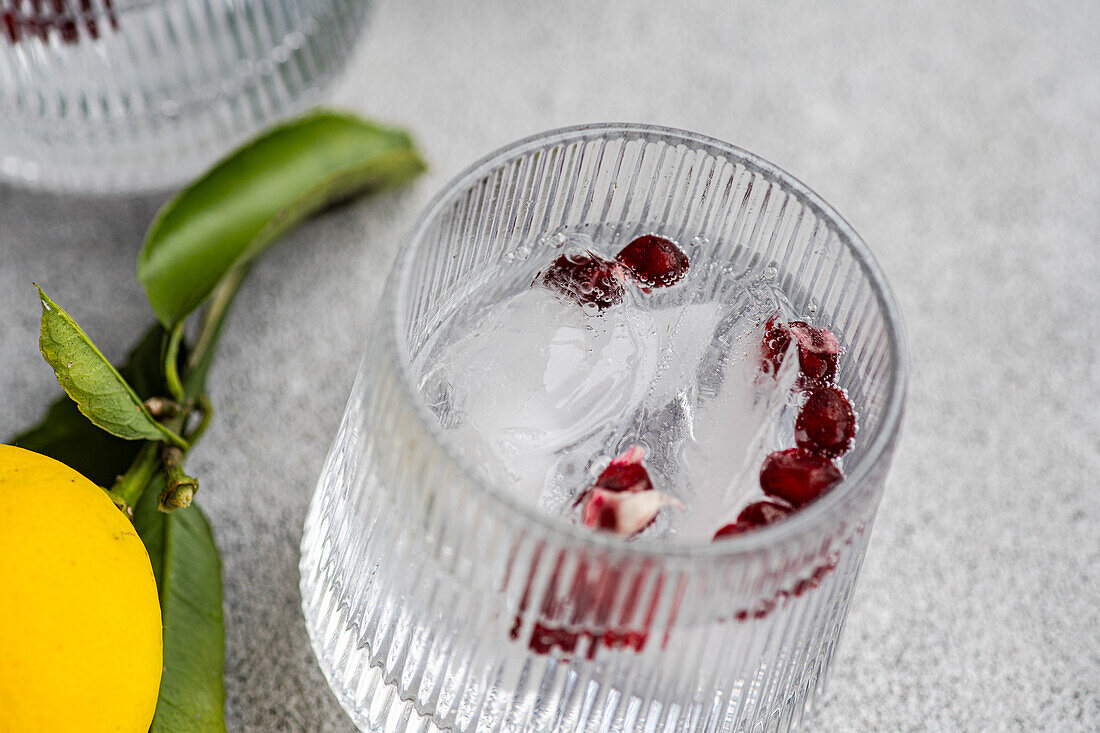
left=415, top=233, right=813, bottom=542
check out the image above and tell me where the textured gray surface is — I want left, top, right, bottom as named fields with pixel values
left=2, top=0, right=1098, bottom=730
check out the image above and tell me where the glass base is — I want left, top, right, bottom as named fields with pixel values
left=300, top=447, right=870, bottom=733
left=302, top=564, right=852, bottom=733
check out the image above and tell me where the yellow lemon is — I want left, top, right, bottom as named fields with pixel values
left=0, top=444, right=162, bottom=733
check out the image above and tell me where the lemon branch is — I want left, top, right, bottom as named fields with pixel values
left=108, top=442, right=160, bottom=513
left=158, top=445, right=198, bottom=511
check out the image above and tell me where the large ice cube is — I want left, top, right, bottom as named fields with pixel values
left=430, top=287, right=659, bottom=493
left=643, top=301, right=723, bottom=406
left=675, top=312, right=800, bottom=537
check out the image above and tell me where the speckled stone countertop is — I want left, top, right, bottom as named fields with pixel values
left=2, top=1, right=1097, bottom=730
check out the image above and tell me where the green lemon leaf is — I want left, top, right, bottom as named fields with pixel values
left=134, top=481, right=226, bottom=732
left=35, top=287, right=187, bottom=449
left=137, top=109, right=427, bottom=327
left=12, top=325, right=174, bottom=487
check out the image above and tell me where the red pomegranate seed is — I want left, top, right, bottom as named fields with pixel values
left=528, top=623, right=580, bottom=655
left=760, top=316, right=841, bottom=383
left=537, top=251, right=625, bottom=311
left=56, top=0, right=79, bottom=43
left=3, top=11, right=17, bottom=43
left=713, top=522, right=751, bottom=539
left=581, top=488, right=681, bottom=536
left=5, top=0, right=114, bottom=45
left=601, top=629, right=648, bottom=652
left=761, top=315, right=793, bottom=376
left=712, top=500, right=793, bottom=539
left=593, top=445, right=652, bottom=493
left=615, top=235, right=690, bottom=289
left=738, top=499, right=794, bottom=526
left=512, top=552, right=661, bottom=658
left=579, top=447, right=681, bottom=536
left=788, top=321, right=840, bottom=383
left=795, top=385, right=856, bottom=457
left=759, top=448, right=842, bottom=507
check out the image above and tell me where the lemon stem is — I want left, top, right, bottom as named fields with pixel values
left=187, top=395, right=214, bottom=444
left=183, top=267, right=247, bottom=401
left=109, top=441, right=160, bottom=512
left=158, top=445, right=199, bottom=512
left=164, top=322, right=186, bottom=404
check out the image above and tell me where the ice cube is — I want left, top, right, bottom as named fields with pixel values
left=430, top=287, right=659, bottom=497
left=643, top=301, right=723, bottom=405
left=674, top=311, right=800, bottom=538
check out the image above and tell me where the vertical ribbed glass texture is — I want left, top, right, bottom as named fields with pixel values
left=301, top=124, right=908, bottom=733
left=0, top=0, right=369, bottom=192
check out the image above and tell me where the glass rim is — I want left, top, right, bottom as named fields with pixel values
left=388, top=122, right=909, bottom=560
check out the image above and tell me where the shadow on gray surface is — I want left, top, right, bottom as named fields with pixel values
left=0, top=181, right=167, bottom=231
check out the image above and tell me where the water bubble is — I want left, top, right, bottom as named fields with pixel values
left=442, top=410, right=467, bottom=429
left=503, top=251, right=515, bottom=263
left=557, top=458, right=580, bottom=479
left=589, top=456, right=609, bottom=477
left=807, top=299, right=818, bottom=314
left=581, top=301, right=599, bottom=316
left=578, top=282, right=595, bottom=295
left=513, top=245, right=531, bottom=261
left=690, top=235, right=710, bottom=248
left=565, top=247, right=589, bottom=264
left=764, top=263, right=779, bottom=280
left=538, top=229, right=572, bottom=250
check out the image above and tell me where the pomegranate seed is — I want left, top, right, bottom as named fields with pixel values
left=513, top=553, right=660, bottom=658
left=713, top=522, right=751, bottom=539
left=788, top=321, right=840, bottom=383
left=602, top=629, right=648, bottom=652
left=57, top=2, right=79, bottom=44
left=615, top=235, right=690, bottom=289
left=593, top=445, right=652, bottom=493
left=760, top=316, right=840, bottom=383
left=579, top=447, right=680, bottom=536
left=760, top=315, right=792, bottom=376
left=712, top=500, right=793, bottom=539
left=795, top=385, right=856, bottom=457
left=760, top=448, right=842, bottom=507
left=753, top=599, right=776, bottom=619
left=5, top=0, right=114, bottom=45
left=537, top=252, right=625, bottom=311
left=581, top=488, right=682, bottom=536
left=528, top=623, right=580, bottom=655
left=3, top=12, right=17, bottom=43
left=738, top=499, right=794, bottom=526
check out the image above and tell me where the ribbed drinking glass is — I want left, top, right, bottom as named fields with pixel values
left=300, top=124, right=908, bottom=733
left=0, top=0, right=369, bottom=192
